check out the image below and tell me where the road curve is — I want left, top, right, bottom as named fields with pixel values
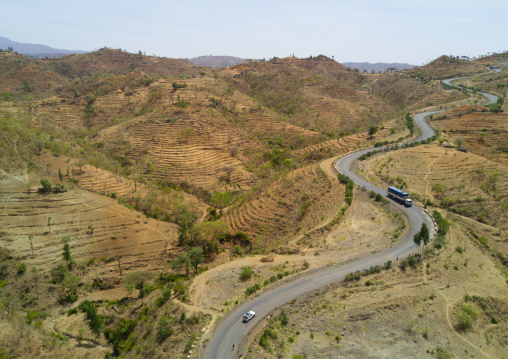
left=203, top=77, right=498, bottom=359
left=442, top=74, right=499, bottom=104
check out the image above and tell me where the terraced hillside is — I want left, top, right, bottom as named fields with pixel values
left=0, top=173, right=178, bottom=280
left=358, top=144, right=508, bottom=229
left=223, top=56, right=396, bottom=134
left=409, top=55, right=486, bottom=81
left=224, top=164, right=345, bottom=245
left=431, top=106, right=508, bottom=163
left=246, top=212, right=508, bottom=359
left=448, top=65, right=508, bottom=98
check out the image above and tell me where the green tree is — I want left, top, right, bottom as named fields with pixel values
left=40, top=178, right=52, bottom=192
left=157, top=316, right=174, bottom=343
left=193, top=221, right=227, bottom=254
left=188, top=247, right=204, bottom=274
left=413, top=231, right=422, bottom=252
left=420, top=222, right=430, bottom=250
left=62, top=235, right=74, bottom=270
left=221, top=165, right=236, bottom=183
left=209, top=192, right=232, bottom=211
left=368, top=125, right=378, bottom=136
left=453, top=136, right=465, bottom=148
left=125, top=283, right=135, bottom=298
left=171, top=252, right=191, bottom=277
left=61, top=273, right=80, bottom=303
left=26, top=181, right=33, bottom=194
left=81, top=300, right=102, bottom=337
left=172, top=203, right=199, bottom=242
left=413, top=222, right=430, bottom=254
left=136, top=280, right=146, bottom=304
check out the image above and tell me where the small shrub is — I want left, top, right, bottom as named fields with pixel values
left=174, top=99, right=190, bottom=108
left=245, top=283, right=261, bottom=296
left=234, top=245, right=244, bottom=256
left=239, top=266, right=254, bottom=281
left=156, top=316, right=174, bottom=343
left=17, top=262, right=26, bottom=275
left=383, top=260, right=392, bottom=270
left=40, top=178, right=52, bottom=192
left=455, top=246, right=464, bottom=254
left=436, top=346, right=452, bottom=358
left=26, top=311, right=47, bottom=324
left=400, top=260, right=408, bottom=271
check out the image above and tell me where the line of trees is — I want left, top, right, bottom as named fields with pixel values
left=406, top=113, right=414, bottom=137
left=413, top=222, right=430, bottom=254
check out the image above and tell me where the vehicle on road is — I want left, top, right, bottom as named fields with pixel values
left=387, top=186, right=413, bottom=207
left=242, top=311, right=255, bottom=323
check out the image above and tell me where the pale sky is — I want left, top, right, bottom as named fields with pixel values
left=1, top=0, right=507, bottom=65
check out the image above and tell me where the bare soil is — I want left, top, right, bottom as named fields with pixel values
left=241, top=216, right=508, bottom=359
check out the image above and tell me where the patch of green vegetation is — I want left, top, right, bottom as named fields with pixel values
left=104, top=318, right=138, bottom=356
left=26, top=310, right=47, bottom=324
left=239, top=266, right=254, bottom=281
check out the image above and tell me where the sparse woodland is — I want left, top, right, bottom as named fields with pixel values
left=0, top=48, right=506, bottom=358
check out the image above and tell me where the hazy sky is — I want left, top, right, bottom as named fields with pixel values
left=1, top=0, right=507, bottom=64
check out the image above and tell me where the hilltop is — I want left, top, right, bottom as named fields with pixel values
left=188, top=55, right=249, bottom=68
left=409, top=55, right=485, bottom=81
left=342, top=62, right=415, bottom=73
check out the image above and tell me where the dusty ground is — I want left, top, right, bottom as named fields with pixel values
left=357, top=144, right=508, bottom=230
left=0, top=172, right=204, bottom=358
left=189, top=187, right=407, bottom=315
left=430, top=106, right=508, bottom=164
left=241, top=214, right=508, bottom=359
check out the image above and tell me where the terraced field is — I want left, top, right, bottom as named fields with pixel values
left=431, top=106, right=508, bottom=163
left=0, top=173, right=178, bottom=281
left=224, top=164, right=344, bottom=245
left=359, top=144, right=508, bottom=228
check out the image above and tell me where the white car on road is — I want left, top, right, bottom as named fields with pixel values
left=242, top=311, right=255, bottom=323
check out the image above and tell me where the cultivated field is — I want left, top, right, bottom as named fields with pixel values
left=357, top=144, right=508, bottom=229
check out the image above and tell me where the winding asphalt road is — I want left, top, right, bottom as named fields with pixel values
left=203, top=71, right=499, bottom=359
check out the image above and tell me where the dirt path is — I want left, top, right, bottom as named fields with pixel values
left=427, top=280, right=494, bottom=359
left=0, top=168, right=27, bottom=184
left=424, top=156, right=439, bottom=196
left=420, top=261, right=495, bottom=359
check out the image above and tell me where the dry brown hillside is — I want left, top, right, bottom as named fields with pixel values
left=222, top=56, right=396, bottom=134
left=245, top=212, right=508, bottom=359
left=0, top=51, right=67, bottom=99
left=0, top=48, right=203, bottom=101
left=357, top=144, right=508, bottom=229
left=409, top=55, right=485, bottom=81
left=447, top=66, right=508, bottom=99
left=431, top=106, right=508, bottom=163
left=474, top=51, right=508, bottom=67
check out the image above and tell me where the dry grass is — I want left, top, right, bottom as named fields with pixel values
left=358, top=144, right=508, bottom=229
left=431, top=106, right=508, bottom=164
left=244, top=215, right=508, bottom=359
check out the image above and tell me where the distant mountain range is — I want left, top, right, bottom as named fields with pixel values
left=0, top=36, right=87, bottom=58
left=341, top=62, right=416, bottom=72
left=0, top=37, right=417, bottom=71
